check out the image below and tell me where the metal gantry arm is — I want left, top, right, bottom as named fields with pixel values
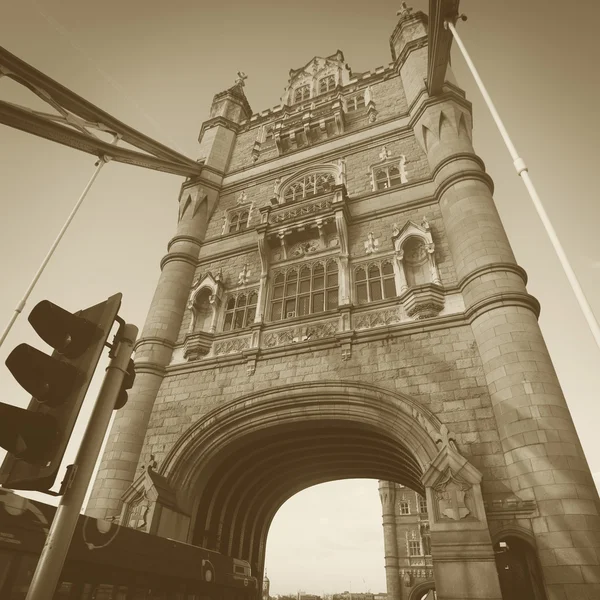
left=0, top=46, right=204, bottom=346
left=0, top=46, right=202, bottom=177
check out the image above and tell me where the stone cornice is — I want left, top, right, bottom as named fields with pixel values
left=199, top=116, right=242, bottom=138
left=391, top=36, right=428, bottom=71
left=465, top=291, right=541, bottom=323
left=407, top=89, right=472, bottom=128
left=134, top=336, right=175, bottom=352
left=459, top=263, right=529, bottom=291
left=435, top=169, right=495, bottom=200
left=431, top=152, right=487, bottom=182
left=160, top=252, right=198, bottom=270
left=167, top=235, right=203, bottom=252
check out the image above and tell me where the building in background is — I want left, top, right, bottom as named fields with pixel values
left=86, top=4, right=600, bottom=599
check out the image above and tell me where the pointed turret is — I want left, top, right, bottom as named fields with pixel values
left=198, top=73, right=252, bottom=172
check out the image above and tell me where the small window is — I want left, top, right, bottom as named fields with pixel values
left=399, top=501, right=410, bottom=515
left=355, top=261, right=396, bottom=304
left=373, top=162, right=405, bottom=191
left=223, top=293, right=258, bottom=331
left=419, top=497, right=427, bottom=514
left=408, top=539, right=421, bottom=556
left=319, top=74, right=336, bottom=94
left=227, top=210, right=250, bottom=234
left=294, top=84, right=311, bottom=103
left=347, top=94, right=366, bottom=112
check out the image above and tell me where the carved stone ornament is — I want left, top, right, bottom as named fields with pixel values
left=379, top=145, right=392, bottom=162
left=422, top=425, right=485, bottom=526
left=238, top=264, right=251, bottom=286
left=187, top=272, right=224, bottom=312
left=434, top=471, right=471, bottom=521
left=364, top=232, right=379, bottom=254
left=237, top=190, right=249, bottom=205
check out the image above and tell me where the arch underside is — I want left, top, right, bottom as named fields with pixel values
left=162, top=382, right=442, bottom=575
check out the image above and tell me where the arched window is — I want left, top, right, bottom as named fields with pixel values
left=283, top=172, right=336, bottom=203
left=319, top=74, right=336, bottom=94
left=270, top=261, right=338, bottom=321
left=294, top=84, right=310, bottom=103
left=223, top=291, right=258, bottom=331
left=372, top=159, right=406, bottom=191
left=355, top=261, right=396, bottom=304
left=227, top=210, right=250, bottom=234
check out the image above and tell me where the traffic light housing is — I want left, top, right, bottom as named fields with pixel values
left=0, top=294, right=122, bottom=492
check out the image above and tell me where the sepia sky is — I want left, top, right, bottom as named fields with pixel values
left=1, top=0, right=600, bottom=595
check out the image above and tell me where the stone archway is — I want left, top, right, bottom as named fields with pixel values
left=493, top=532, right=548, bottom=600
left=158, top=381, right=502, bottom=600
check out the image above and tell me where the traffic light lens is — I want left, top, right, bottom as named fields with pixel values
left=6, top=345, right=78, bottom=407
left=0, top=403, right=58, bottom=464
left=29, top=301, right=98, bottom=359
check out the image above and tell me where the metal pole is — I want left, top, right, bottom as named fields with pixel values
left=444, top=17, right=600, bottom=351
left=25, top=323, right=138, bottom=600
left=0, top=143, right=118, bottom=349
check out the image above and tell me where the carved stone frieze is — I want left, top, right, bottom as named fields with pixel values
left=269, top=197, right=333, bottom=224
left=354, top=307, right=402, bottom=330
left=263, top=320, right=338, bottom=348
left=213, top=337, right=251, bottom=356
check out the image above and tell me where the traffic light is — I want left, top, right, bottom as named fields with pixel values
left=0, top=293, right=122, bottom=493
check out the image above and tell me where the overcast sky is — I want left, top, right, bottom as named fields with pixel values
left=1, top=0, right=600, bottom=595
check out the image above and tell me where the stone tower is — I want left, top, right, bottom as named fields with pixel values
left=88, top=6, right=600, bottom=600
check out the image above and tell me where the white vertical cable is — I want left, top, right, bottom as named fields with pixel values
left=445, top=17, right=600, bottom=350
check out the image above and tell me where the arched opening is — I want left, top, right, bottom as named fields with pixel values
left=158, top=382, right=497, bottom=600
left=494, top=536, right=547, bottom=600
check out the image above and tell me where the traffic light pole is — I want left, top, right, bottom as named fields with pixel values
left=25, top=323, right=138, bottom=600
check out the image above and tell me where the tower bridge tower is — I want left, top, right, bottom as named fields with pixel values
left=88, top=6, right=600, bottom=600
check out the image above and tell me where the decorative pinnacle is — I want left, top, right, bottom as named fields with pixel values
left=396, top=2, right=413, bottom=18
left=235, top=71, right=248, bottom=87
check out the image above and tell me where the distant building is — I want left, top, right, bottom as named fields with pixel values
left=379, top=483, right=434, bottom=600
left=262, top=573, right=270, bottom=600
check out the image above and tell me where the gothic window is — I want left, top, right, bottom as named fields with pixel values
left=418, top=496, right=427, bottom=514
left=355, top=261, right=396, bottom=304
left=294, top=84, right=311, bottom=103
left=319, top=74, right=336, bottom=94
left=346, top=94, right=366, bottom=112
left=223, top=291, right=258, bottom=331
left=374, top=164, right=404, bottom=190
left=283, top=172, right=336, bottom=203
left=270, top=261, right=338, bottom=321
left=228, top=210, right=250, bottom=234
left=399, top=501, right=410, bottom=515
left=408, top=539, right=422, bottom=556
left=403, top=237, right=430, bottom=287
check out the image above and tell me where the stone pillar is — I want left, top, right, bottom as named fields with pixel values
left=414, top=95, right=600, bottom=596
left=422, top=433, right=502, bottom=600
left=86, top=183, right=215, bottom=520
left=379, top=481, right=402, bottom=600
left=87, top=80, right=251, bottom=521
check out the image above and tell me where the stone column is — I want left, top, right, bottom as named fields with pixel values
left=422, top=433, right=502, bottom=599
left=86, top=183, right=215, bottom=520
left=379, top=481, right=402, bottom=600
left=414, top=96, right=600, bottom=596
